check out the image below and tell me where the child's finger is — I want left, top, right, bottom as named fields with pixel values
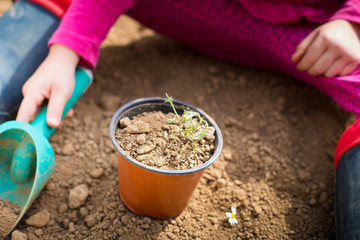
left=324, top=59, right=347, bottom=78
left=339, top=62, right=359, bottom=76
left=16, top=92, right=45, bottom=123
left=46, top=86, right=72, bottom=128
left=307, top=49, right=338, bottom=76
left=57, top=109, right=74, bottom=127
left=296, top=35, right=328, bottom=72
left=67, top=109, right=74, bottom=117
left=291, top=30, right=318, bottom=63
left=291, top=48, right=305, bottom=63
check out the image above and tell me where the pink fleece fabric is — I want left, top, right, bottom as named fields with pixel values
left=49, top=0, right=360, bottom=117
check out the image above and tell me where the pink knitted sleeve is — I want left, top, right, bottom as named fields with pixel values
left=329, top=0, right=360, bottom=25
left=49, top=0, right=136, bottom=69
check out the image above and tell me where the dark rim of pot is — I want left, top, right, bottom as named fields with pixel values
left=109, top=97, right=223, bottom=175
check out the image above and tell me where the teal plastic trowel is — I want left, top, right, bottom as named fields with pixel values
left=0, top=67, right=92, bottom=237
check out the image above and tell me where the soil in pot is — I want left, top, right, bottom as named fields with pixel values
left=115, top=111, right=216, bottom=170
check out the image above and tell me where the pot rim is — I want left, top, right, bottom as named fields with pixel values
left=109, top=97, right=223, bottom=175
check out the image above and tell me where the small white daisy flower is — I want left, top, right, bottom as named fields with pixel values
left=225, top=206, right=238, bottom=225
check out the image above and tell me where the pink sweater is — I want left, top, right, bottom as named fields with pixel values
left=49, top=0, right=360, bottom=69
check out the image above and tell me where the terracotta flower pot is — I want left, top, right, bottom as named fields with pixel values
left=109, top=97, right=223, bottom=219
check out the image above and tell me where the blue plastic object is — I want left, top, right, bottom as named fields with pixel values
left=0, top=67, right=92, bottom=234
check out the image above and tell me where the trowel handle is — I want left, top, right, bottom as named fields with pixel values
left=31, top=67, right=93, bottom=139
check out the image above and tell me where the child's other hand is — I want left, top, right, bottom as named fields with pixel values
left=291, top=19, right=360, bottom=77
left=16, top=44, right=79, bottom=127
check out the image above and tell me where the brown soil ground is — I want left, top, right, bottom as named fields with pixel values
left=1, top=1, right=355, bottom=239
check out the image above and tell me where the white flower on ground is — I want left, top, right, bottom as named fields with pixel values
left=225, top=206, right=238, bottom=225
left=208, top=206, right=239, bottom=226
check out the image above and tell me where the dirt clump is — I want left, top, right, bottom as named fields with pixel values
left=116, top=111, right=215, bottom=170
left=24, top=210, right=50, bottom=228
left=0, top=199, right=19, bottom=239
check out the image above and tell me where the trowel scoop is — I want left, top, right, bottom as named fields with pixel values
left=0, top=67, right=92, bottom=237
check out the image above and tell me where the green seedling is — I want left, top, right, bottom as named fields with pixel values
left=164, top=93, right=208, bottom=144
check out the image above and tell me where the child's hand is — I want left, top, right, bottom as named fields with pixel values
left=16, top=44, right=80, bottom=127
left=291, top=19, right=360, bottom=77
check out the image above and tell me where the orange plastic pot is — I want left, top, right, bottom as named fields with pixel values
left=109, top=97, right=223, bottom=219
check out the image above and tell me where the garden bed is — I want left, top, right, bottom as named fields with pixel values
left=1, top=2, right=350, bottom=239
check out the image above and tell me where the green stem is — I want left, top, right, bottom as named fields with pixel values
left=208, top=216, right=227, bottom=220
left=165, top=93, right=183, bottom=137
left=165, top=93, right=180, bottom=121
